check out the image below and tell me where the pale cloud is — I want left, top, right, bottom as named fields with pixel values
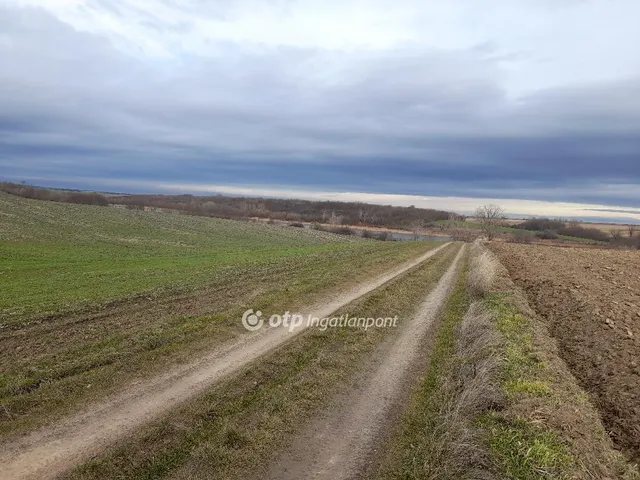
left=10, top=0, right=640, bottom=94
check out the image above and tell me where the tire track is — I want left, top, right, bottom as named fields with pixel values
left=263, top=244, right=466, bottom=480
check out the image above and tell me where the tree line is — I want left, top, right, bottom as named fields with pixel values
left=0, top=182, right=452, bottom=230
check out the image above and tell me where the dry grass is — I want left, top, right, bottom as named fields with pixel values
left=378, top=252, right=501, bottom=480
left=456, top=303, right=505, bottom=423
left=407, top=302, right=505, bottom=480
left=467, top=239, right=498, bottom=297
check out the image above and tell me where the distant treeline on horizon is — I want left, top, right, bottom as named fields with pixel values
left=0, top=182, right=453, bottom=230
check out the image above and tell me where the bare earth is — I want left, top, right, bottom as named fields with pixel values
left=490, top=242, right=640, bottom=463
left=0, top=243, right=450, bottom=480
left=262, top=245, right=465, bottom=480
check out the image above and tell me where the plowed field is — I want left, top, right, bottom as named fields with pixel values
left=490, top=243, right=640, bottom=462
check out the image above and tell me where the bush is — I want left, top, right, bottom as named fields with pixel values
left=1, top=182, right=458, bottom=229
left=66, top=192, right=109, bottom=206
left=556, top=225, right=609, bottom=242
left=517, top=218, right=565, bottom=232
left=611, top=236, right=640, bottom=250
left=0, top=182, right=109, bottom=207
left=288, top=222, right=305, bottom=228
left=468, top=240, right=498, bottom=296
left=508, top=231, right=533, bottom=244
left=535, top=230, right=559, bottom=240
left=329, top=227, right=355, bottom=236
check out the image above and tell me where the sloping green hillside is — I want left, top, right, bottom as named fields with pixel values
left=0, top=192, right=423, bottom=320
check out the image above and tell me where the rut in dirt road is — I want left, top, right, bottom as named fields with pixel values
left=263, top=244, right=466, bottom=480
left=0, top=243, right=451, bottom=480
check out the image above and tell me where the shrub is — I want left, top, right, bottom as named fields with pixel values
left=329, top=227, right=354, bottom=236
left=611, top=236, right=640, bottom=250
left=468, top=240, right=498, bottom=296
left=535, top=230, right=559, bottom=240
left=0, top=182, right=109, bottom=207
left=288, top=222, right=305, bottom=228
left=508, top=232, right=533, bottom=244
left=556, top=225, right=609, bottom=242
left=517, top=218, right=565, bottom=232
left=66, top=192, right=109, bottom=206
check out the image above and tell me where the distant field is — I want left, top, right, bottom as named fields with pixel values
left=0, top=192, right=437, bottom=437
left=578, top=222, right=635, bottom=233
left=439, top=219, right=606, bottom=244
left=466, top=216, right=638, bottom=235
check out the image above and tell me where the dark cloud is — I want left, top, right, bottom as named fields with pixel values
left=0, top=3, right=639, bottom=208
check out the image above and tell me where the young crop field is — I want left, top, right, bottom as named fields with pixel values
left=490, top=242, right=640, bottom=464
left=0, top=192, right=375, bottom=320
left=0, top=192, right=437, bottom=438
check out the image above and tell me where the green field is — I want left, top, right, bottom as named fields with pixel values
left=0, top=192, right=436, bottom=436
left=1, top=192, right=395, bottom=320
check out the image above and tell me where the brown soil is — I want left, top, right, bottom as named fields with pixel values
left=490, top=242, right=640, bottom=463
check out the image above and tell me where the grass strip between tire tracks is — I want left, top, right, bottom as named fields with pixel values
left=69, top=244, right=461, bottom=479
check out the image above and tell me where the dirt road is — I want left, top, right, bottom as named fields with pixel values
left=263, top=245, right=466, bottom=479
left=0, top=243, right=451, bottom=480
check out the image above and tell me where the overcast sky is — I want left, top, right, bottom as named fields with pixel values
left=1, top=0, right=639, bottom=220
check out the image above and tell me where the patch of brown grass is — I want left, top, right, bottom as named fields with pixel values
left=467, top=239, right=498, bottom=297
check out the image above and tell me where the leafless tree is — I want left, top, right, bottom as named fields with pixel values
left=610, top=229, right=623, bottom=241
left=628, top=225, right=637, bottom=238
left=411, top=220, right=425, bottom=240
left=358, top=208, right=374, bottom=225
left=475, top=204, right=504, bottom=240
left=329, top=211, right=342, bottom=225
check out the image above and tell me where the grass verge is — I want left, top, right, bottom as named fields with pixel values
left=479, top=293, right=575, bottom=480
left=69, top=245, right=461, bottom=479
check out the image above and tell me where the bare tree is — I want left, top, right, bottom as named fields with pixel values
left=475, top=204, right=504, bottom=240
left=329, top=211, right=342, bottom=225
left=628, top=225, right=637, bottom=238
left=358, top=208, right=374, bottom=226
left=610, top=229, right=623, bottom=241
left=411, top=220, right=425, bottom=240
